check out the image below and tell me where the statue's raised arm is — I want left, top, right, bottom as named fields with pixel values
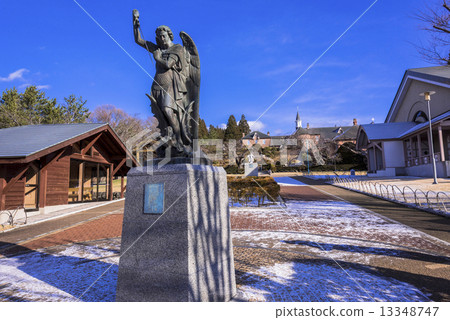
left=132, top=9, right=157, bottom=52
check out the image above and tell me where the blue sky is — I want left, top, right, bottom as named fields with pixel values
left=0, top=0, right=437, bottom=135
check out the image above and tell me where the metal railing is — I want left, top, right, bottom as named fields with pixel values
left=330, top=177, right=450, bottom=216
left=0, top=206, right=27, bottom=229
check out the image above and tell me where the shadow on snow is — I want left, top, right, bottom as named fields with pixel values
left=282, top=239, right=450, bottom=265
left=0, top=241, right=118, bottom=302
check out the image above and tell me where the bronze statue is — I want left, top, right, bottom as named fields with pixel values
left=133, top=9, right=200, bottom=158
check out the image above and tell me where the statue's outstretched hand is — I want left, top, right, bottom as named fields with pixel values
left=132, top=9, right=140, bottom=28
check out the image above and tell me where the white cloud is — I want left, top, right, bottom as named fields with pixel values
left=315, top=59, right=351, bottom=68
left=0, top=68, right=29, bottom=82
left=36, top=85, right=51, bottom=90
left=263, top=63, right=304, bottom=77
left=18, top=83, right=51, bottom=90
left=219, top=123, right=227, bottom=129
left=248, top=120, right=265, bottom=132
left=272, top=129, right=284, bottom=135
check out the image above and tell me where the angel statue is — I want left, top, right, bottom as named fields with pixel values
left=133, top=9, right=200, bottom=158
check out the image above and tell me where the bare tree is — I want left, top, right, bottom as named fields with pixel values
left=89, top=105, right=158, bottom=142
left=317, top=138, right=341, bottom=166
left=415, top=0, right=450, bottom=65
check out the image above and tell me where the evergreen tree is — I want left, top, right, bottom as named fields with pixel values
left=0, top=86, right=90, bottom=128
left=224, top=115, right=240, bottom=140
left=61, top=94, right=90, bottom=123
left=216, top=126, right=225, bottom=140
left=238, top=114, right=251, bottom=136
left=198, top=118, right=208, bottom=139
left=0, top=88, right=25, bottom=127
left=19, top=86, right=59, bottom=124
left=208, top=124, right=225, bottom=140
left=208, top=124, right=217, bottom=139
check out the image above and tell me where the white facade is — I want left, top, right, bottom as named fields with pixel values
left=357, top=66, right=450, bottom=178
left=383, top=141, right=406, bottom=168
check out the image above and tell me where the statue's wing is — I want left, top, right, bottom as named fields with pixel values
left=180, top=31, right=200, bottom=140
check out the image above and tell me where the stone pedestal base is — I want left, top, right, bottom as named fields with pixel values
left=116, top=164, right=236, bottom=302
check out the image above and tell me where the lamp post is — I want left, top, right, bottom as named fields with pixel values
left=420, top=91, right=437, bottom=184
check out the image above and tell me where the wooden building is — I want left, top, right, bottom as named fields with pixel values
left=0, top=123, right=138, bottom=212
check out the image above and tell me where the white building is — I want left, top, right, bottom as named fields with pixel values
left=357, top=66, right=450, bottom=177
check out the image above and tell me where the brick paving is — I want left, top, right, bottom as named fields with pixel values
left=0, top=200, right=125, bottom=247
left=1, top=214, right=123, bottom=257
left=279, top=185, right=333, bottom=201
left=0, top=201, right=124, bottom=258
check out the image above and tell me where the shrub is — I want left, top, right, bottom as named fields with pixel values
left=227, top=176, right=280, bottom=206
left=224, top=165, right=244, bottom=174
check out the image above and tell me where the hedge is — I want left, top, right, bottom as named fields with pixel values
left=227, top=176, right=280, bottom=206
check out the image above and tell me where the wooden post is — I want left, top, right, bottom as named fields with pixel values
left=108, top=164, right=113, bottom=200
left=96, top=164, right=100, bottom=201
left=0, top=167, right=6, bottom=211
left=409, top=137, right=414, bottom=165
left=78, top=162, right=84, bottom=202
left=120, top=175, right=125, bottom=198
left=403, top=140, right=409, bottom=166
left=438, top=125, right=445, bottom=161
left=372, top=146, right=377, bottom=171
left=39, top=157, right=48, bottom=208
left=417, top=134, right=422, bottom=164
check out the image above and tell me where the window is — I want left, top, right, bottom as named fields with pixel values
left=413, top=111, right=428, bottom=123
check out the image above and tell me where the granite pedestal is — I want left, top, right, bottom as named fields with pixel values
left=116, top=163, right=236, bottom=301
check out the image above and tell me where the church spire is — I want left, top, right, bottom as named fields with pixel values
left=295, top=108, right=302, bottom=130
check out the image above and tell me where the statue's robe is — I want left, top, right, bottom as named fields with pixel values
left=151, top=44, right=187, bottom=112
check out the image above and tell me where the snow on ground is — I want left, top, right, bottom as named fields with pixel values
left=238, top=261, right=430, bottom=302
left=231, top=200, right=450, bottom=254
left=232, top=199, right=449, bottom=302
left=0, top=239, right=120, bottom=302
left=229, top=198, right=282, bottom=208
left=0, top=200, right=448, bottom=302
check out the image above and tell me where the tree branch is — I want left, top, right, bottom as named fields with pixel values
left=433, top=25, right=450, bottom=33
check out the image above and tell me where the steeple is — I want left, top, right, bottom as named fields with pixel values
left=295, top=108, right=302, bottom=130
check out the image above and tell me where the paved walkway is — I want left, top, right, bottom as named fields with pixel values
left=0, top=200, right=124, bottom=257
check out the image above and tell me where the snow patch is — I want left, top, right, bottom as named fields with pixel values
left=238, top=262, right=430, bottom=302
